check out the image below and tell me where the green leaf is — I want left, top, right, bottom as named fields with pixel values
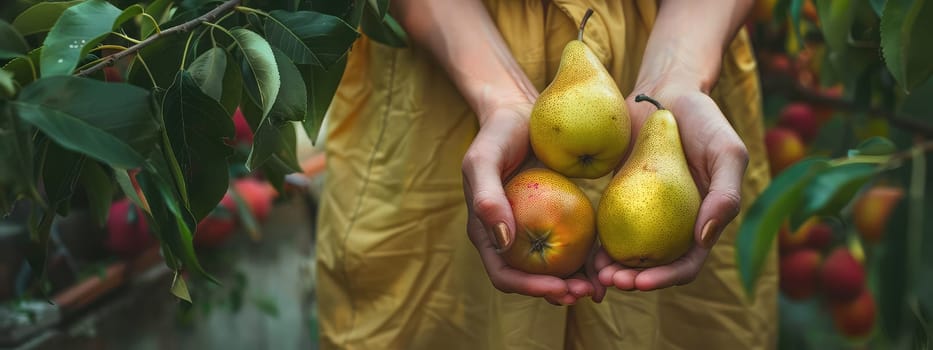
left=817, top=0, right=856, bottom=52
left=114, top=168, right=146, bottom=212
left=851, top=136, right=898, bottom=156
left=359, top=8, right=407, bottom=48
left=264, top=10, right=358, bottom=68
left=141, top=0, right=173, bottom=39
left=789, top=163, right=878, bottom=230
left=736, top=158, right=830, bottom=298
left=232, top=28, right=279, bottom=119
left=2, top=47, right=40, bottom=86
left=0, top=19, right=28, bottom=59
left=0, top=68, right=16, bottom=98
left=24, top=140, right=84, bottom=285
left=42, top=142, right=85, bottom=216
left=189, top=47, right=243, bottom=114
left=160, top=70, right=234, bottom=221
left=14, top=76, right=160, bottom=168
left=136, top=161, right=217, bottom=284
left=11, top=0, right=83, bottom=36
left=39, top=0, right=121, bottom=76
left=0, top=101, right=38, bottom=215
left=298, top=55, right=347, bottom=145
left=367, top=0, right=389, bottom=18
left=188, top=47, right=226, bottom=102
left=127, top=33, right=188, bottom=89
left=881, top=0, right=933, bottom=92
left=171, top=272, right=193, bottom=304
left=112, top=4, right=144, bottom=30
left=267, top=48, right=306, bottom=123
left=247, top=49, right=305, bottom=170
left=78, top=160, right=113, bottom=227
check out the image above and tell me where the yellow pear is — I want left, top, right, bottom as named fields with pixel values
left=529, top=9, right=630, bottom=179
left=597, top=94, right=700, bottom=268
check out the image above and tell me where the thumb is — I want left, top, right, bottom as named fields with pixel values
left=462, top=143, right=516, bottom=253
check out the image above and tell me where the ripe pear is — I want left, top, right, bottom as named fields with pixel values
left=502, top=168, right=596, bottom=277
left=597, top=94, right=700, bottom=268
left=529, top=9, right=631, bottom=179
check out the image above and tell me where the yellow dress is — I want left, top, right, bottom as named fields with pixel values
left=315, top=1, right=779, bottom=349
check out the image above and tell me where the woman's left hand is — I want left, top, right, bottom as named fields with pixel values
left=595, top=84, right=750, bottom=291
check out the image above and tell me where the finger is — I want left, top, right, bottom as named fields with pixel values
left=557, top=293, right=579, bottom=305
left=611, top=268, right=639, bottom=291
left=633, top=247, right=709, bottom=291
left=695, top=140, right=748, bottom=250
left=462, top=137, right=517, bottom=252
left=566, top=272, right=594, bottom=299
left=586, top=248, right=608, bottom=302
left=594, top=250, right=621, bottom=287
left=468, top=216, right=569, bottom=297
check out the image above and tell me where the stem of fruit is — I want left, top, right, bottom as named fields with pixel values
left=578, top=8, right=594, bottom=42
left=635, top=94, right=666, bottom=110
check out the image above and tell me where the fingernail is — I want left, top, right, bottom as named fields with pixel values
left=700, top=219, right=720, bottom=249
left=492, top=222, right=511, bottom=252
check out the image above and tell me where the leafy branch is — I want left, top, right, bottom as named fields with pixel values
left=76, top=0, right=242, bottom=77
left=761, top=69, right=933, bottom=137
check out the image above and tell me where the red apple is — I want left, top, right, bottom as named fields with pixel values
left=106, top=198, right=156, bottom=259
left=805, top=223, right=833, bottom=251
left=194, top=193, right=238, bottom=249
left=780, top=249, right=822, bottom=300
left=233, top=178, right=277, bottom=222
left=831, top=289, right=876, bottom=339
left=778, top=103, right=820, bottom=142
left=853, top=185, right=904, bottom=244
left=765, top=127, right=806, bottom=176
left=820, top=248, right=866, bottom=302
left=231, top=108, right=253, bottom=146
left=778, top=218, right=834, bottom=254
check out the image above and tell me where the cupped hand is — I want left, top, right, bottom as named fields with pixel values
left=596, top=85, right=750, bottom=291
left=462, top=103, right=607, bottom=305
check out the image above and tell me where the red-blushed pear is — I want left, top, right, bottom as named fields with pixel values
left=501, top=168, right=596, bottom=277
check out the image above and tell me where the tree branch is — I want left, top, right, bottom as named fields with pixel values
left=76, top=0, right=241, bottom=77
left=760, top=72, right=933, bottom=137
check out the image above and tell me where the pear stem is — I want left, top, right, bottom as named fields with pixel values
left=635, top=94, right=666, bottom=110
left=578, top=8, right=594, bottom=42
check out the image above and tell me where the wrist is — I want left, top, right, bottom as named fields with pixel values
left=630, top=67, right=709, bottom=111
left=474, top=87, right=536, bottom=127
left=633, top=39, right=720, bottom=97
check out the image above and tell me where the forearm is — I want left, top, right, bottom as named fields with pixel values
left=635, top=0, right=755, bottom=93
left=391, top=0, right=537, bottom=124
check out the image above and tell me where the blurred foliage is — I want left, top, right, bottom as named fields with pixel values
left=741, top=0, right=933, bottom=348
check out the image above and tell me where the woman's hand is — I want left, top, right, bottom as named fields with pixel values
left=462, top=102, right=607, bottom=305
left=596, top=84, right=750, bottom=291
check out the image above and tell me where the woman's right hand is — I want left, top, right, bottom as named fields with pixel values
left=462, top=102, right=604, bottom=306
